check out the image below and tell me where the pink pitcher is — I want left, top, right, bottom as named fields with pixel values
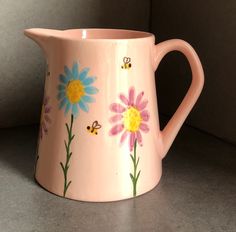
left=24, top=28, right=204, bottom=202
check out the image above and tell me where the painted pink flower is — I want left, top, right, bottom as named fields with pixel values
left=109, top=87, right=150, bottom=151
left=40, top=96, right=52, bottom=139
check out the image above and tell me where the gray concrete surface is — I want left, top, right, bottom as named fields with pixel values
left=0, top=124, right=235, bottom=232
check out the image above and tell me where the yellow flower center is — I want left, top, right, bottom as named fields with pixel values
left=123, top=107, right=142, bottom=132
left=66, top=80, right=85, bottom=103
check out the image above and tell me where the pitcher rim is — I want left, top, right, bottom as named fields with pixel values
left=25, top=28, right=155, bottom=42
left=64, top=28, right=155, bottom=41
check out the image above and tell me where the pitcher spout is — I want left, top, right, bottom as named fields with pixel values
left=24, top=28, right=60, bottom=56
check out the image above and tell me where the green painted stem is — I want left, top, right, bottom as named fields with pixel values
left=34, top=137, right=40, bottom=176
left=130, top=139, right=141, bottom=197
left=60, top=114, right=75, bottom=197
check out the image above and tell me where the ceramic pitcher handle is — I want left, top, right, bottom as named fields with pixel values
left=153, top=39, right=204, bottom=159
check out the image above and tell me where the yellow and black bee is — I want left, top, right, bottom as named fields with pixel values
left=87, top=121, right=102, bottom=135
left=121, top=57, right=132, bottom=69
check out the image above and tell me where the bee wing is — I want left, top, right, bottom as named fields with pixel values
left=92, top=121, right=98, bottom=128
left=123, top=57, right=129, bottom=63
left=91, top=120, right=101, bottom=129
left=126, top=57, right=131, bottom=63
left=92, top=121, right=101, bottom=128
left=94, top=124, right=102, bottom=129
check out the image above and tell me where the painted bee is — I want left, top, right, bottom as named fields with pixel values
left=87, top=121, right=102, bottom=135
left=121, top=57, right=132, bottom=69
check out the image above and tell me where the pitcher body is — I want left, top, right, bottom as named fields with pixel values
left=25, top=28, right=204, bottom=202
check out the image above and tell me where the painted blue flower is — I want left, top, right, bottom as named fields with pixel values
left=57, top=62, right=98, bottom=117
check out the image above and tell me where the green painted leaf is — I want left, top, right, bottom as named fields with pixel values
left=136, top=170, right=141, bottom=183
left=65, top=181, right=72, bottom=192
left=135, top=157, right=140, bottom=168
left=60, top=162, right=65, bottom=172
left=65, top=123, right=70, bottom=134
left=130, top=154, right=135, bottom=163
left=130, top=173, right=134, bottom=181
left=64, top=140, right=68, bottom=151
left=68, top=152, right=72, bottom=159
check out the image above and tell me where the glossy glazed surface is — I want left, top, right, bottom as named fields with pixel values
left=24, top=28, right=204, bottom=201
